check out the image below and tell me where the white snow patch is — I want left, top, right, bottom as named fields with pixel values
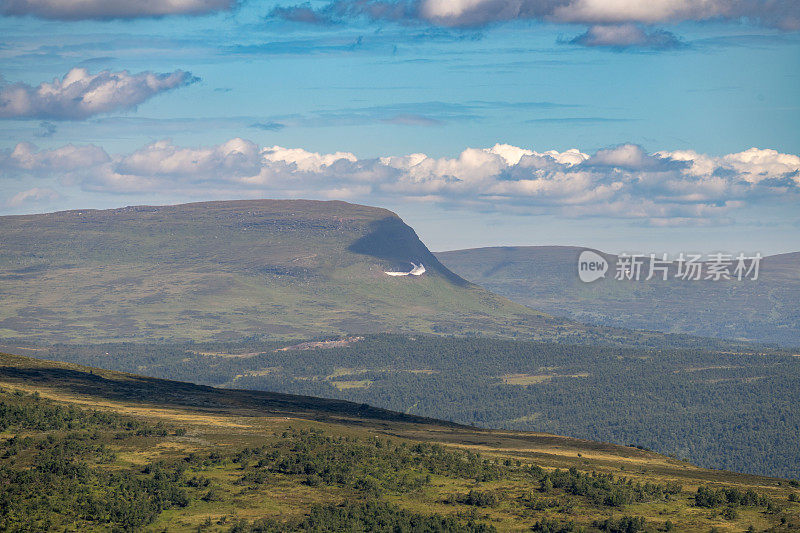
left=385, top=263, right=426, bottom=276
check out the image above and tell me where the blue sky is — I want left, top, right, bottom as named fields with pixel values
left=1, top=0, right=799, bottom=254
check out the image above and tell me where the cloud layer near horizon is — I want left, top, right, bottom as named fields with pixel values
left=3, top=139, right=798, bottom=224
left=0, top=68, right=198, bottom=120
left=0, top=0, right=235, bottom=20
left=568, top=23, right=684, bottom=49
left=2, top=0, right=798, bottom=29
left=270, top=0, right=800, bottom=30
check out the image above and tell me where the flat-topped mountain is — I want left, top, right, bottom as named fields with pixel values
left=0, top=199, right=563, bottom=343
left=436, top=246, right=800, bottom=346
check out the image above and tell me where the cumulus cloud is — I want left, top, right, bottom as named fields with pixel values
left=0, top=0, right=236, bottom=20
left=588, top=143, right=665, bottom=169
left=3, top=139, right=798, bottom=224
left=6, top=187, right=60, bottom=207
left=270, top=0, right=800, bottom=46
left=1, top=141, right=110, bottom=171
left=569, top=24, right=684, bottom=49
left=115, top=138, right=261, bottom=178
left=549, top=0, right=800, bottom=30
left=0, top=68, right=198, bottom=120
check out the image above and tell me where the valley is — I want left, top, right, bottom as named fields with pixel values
left=13, top=333, right=800, bottom=480
left=2, top=351, right=798, bottom=532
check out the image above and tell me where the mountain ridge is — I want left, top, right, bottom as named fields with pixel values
left=0, top=199, right=562, bottom=343
left=436, top=245, right=800, bottom=346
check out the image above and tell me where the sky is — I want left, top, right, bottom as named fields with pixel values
left=0, top=0, right=799, bottom=255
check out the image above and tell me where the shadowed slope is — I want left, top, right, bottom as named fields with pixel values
left=0, top=351, right=455, bottom=427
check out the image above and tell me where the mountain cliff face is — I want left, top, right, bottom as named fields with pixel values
left=0, top=199, right=556, bottom=342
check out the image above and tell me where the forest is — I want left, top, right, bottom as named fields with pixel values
left=2, top=353, right=799, bottom=532
left=38, top=333, right=800, bottom=480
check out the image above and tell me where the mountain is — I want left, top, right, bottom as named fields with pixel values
left=436, top=246, right=800, bottom=346
left=0, top=199, right=572, bottom=343
left=2, top=350, right=798, bottom=532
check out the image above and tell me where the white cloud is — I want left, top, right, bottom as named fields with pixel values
left=569, top=24, right=684, bottom=49
left=2, top=139, right=798, bottom=224
left=115, top=138, right=261, bottom=178
left=273, top=0, right=800, bottom=38
left=6, top=187, right=60, bottom=206
left=722, top=148, right=800, bottom=183
left=0, top=0, right=235, bottom=20
left=262, top=145, right=358, bottom=172
left=588, top=143, right=667, bottom=169
left=1, top=141, right=109, bottom=171
left=0, top=68, right=198, bottom=120
left=550, top=0, right=798, bottom=29
left=658, top=147, right=800, bottom=184
left=420, top=0, right=800, bottom=29
left=552, top=0, right=719, bottom=25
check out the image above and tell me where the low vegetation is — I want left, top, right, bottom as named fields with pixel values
left=0, top=389, right=188, bottom=530
left=1, top=353, right=799, bottom=532
left=36, top=333, right=800, bottom=479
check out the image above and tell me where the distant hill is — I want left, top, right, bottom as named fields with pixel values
left=436, top=246, right=800, bottom=346
left=2, top=350, right=798, bottom=532
left=0, top=200, right=571, bottom=343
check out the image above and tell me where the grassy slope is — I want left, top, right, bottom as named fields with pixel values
left=436, top=246, right=800, bottom=346
left=0, top=200, right=571, bottom=343
left=2, top=351, right=799, bottom=532
left=25, top=334, right=797, bottom=478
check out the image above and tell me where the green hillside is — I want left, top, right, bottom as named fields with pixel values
left=436, top=246, right=800, bottom=346
left=0, top=200, right=568, bottom=343
left=26, top=334, right=799, bottom=479
left=2, top=351, right=799, bottom=532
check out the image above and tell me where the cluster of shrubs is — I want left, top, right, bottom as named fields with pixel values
left=0, top=388, right=177, bottom=436
left=694, top=485, right=768, bottom=508
left=531, top=517, right=577, bottom=533
left=532, top=465, right=681, bottom=507
left=693, top=485, right=779, bottom=518
left=231, top=428, right=505, bottom=493
left=530, top=515, right=647, bottom=533
left=0, top=389, right=190, bottom=531
left=0, top=434, right=189, bottom=530
left=442, top=489, right=501, bottom=508
left=592, top=516, right=647, bottom=533
left=226, top=501, right=497, bottom=532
